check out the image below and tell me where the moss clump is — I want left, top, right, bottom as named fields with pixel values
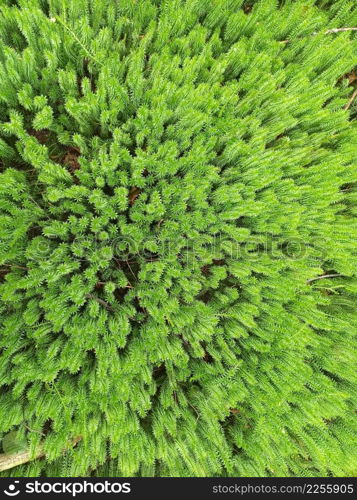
left=0, top=0, right=356, bottom=477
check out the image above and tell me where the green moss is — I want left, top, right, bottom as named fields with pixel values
left=0, top=0, right=356, bottom=477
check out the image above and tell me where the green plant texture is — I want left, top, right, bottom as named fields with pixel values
left=0, top=0, right=356, bottom=477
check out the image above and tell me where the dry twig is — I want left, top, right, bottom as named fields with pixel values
left=86, top=293, right=114, bottom=311
left=0, top=436, right=81, bottom=473
left=280, top=27, right=357, bottom=44
left=307, top=273, right=344, bottom=284
left=344, top=88, right=357, bottom=111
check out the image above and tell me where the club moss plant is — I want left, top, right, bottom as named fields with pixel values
left=0, top=0, right=356, bottom=477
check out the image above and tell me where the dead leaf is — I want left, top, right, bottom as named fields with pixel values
left=63, top=147, right=80, bottom=170
left=348, top=73, right=357, bottom=84
left=28, top=129, right=50, bottom=145
left=129, top=187, right=141, bottom=205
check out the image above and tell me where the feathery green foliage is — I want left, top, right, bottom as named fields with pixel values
left=0, top=0, right=356, bottom=477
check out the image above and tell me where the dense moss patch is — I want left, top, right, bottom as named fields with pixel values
left=0, top=0, right=356, bottom=477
